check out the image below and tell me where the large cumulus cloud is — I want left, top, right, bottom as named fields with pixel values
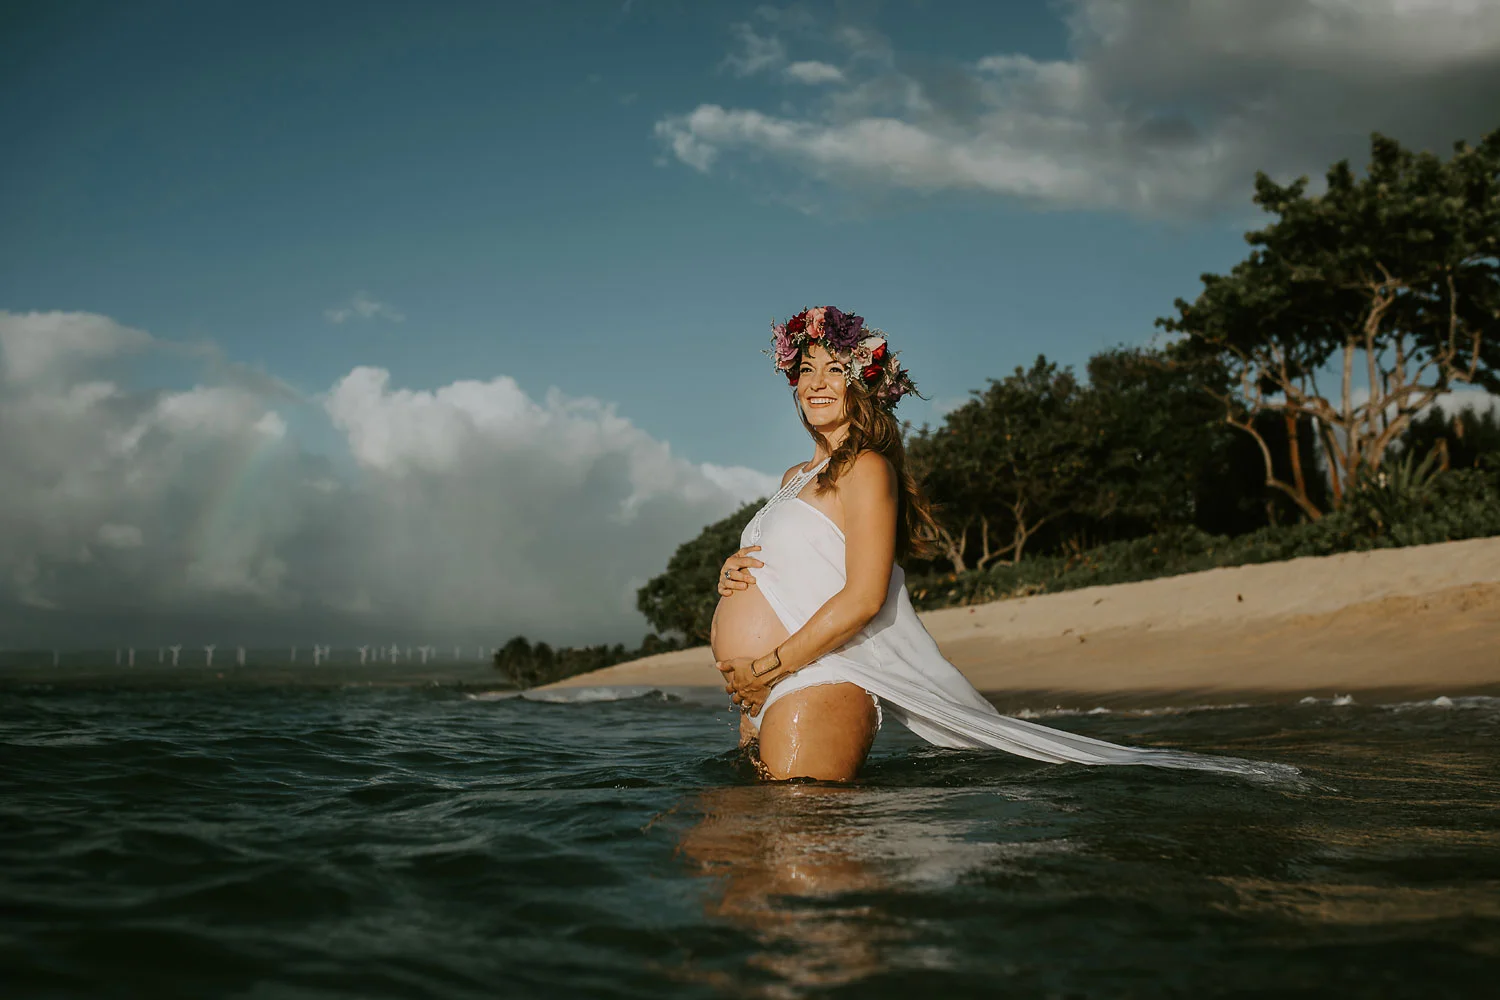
left=0, top=311, right=775, bottom=649
left=656, top=0, right=1500, bottom=214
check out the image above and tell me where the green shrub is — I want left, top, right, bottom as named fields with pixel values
left=908, top=465, right=1500, bottom=611
left=492, top=632, right=683, bottom=690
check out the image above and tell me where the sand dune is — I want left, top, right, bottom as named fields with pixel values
left=543, top=536, right=1500, bottom=703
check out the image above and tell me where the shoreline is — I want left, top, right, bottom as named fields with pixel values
left=541, top=536, right=1500, bottom=700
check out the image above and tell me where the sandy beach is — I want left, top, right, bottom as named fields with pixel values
left=543, top=536, right=1500, bottom=705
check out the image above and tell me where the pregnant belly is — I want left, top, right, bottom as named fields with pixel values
left=710, top=585, right=791, bottom=663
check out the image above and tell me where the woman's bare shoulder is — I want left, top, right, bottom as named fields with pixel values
left=779, top=462, right=806, bottom=488
left=841, top=451, right=896, bottom=496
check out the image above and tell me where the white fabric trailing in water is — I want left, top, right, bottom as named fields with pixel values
left=745, top=459, right=1298, bottom=781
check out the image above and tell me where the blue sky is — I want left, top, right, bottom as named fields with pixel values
left=1, top=0, right=1240, bottom=467
left=2, top=0, right=1496, bottom=647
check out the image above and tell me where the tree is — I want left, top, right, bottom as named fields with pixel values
left=917, top=357, right=1095, bottom=570
left=1160, top=130, right=1500, bottom=518
left=1082, top=347, right=1229, bottom=533
left=907, top=410, right=988, bottom=572
left=636, top=500, right=761, bottom=641
left=492, top=633, right=679, bottom=689
left=1398, top=402, right=1500, bottom=471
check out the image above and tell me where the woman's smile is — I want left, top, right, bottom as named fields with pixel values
left=796, top=344, right=849, bottom=430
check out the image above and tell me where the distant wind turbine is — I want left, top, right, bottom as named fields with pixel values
left=357, top=645, right=369, bottom=665
left=169, top=645, right=181, bottom=666
left=204, top=645, right=217, bottom=668
left=127, top=648, right=135, bottom=668
left=236, top=646, right=246, bottom=666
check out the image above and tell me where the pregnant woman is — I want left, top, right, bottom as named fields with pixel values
left=710, top=306, right=1293, bottom=783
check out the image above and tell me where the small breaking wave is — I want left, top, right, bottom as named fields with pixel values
left=524, top=686, right=670, bottom=703
left=466, top=685, right=729, bottom=707
left=1379, top=694, right=1500, bottom=713
left=1298, top=694, right=1357, bottom=706
left=1012, top=702, right=1254, bottom=720
left=1294, top=694, right=1500, bottom=712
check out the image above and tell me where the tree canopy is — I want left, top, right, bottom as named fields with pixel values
left=634, top=500, right=760, bottom=642
left=1159, top=130, right=1500, bottom=517
left=909, top=358, right=1094, bottom=570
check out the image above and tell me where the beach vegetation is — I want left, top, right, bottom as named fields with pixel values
left=492, top=633, right=684, bottom=689
left=905, top=461, right=1500, bottom=611
left=1158, top=130, right=1500, bottom=518
left=1397, top=402, right=1500, bottom=473
left=907, top=358, right=1095, bottom=571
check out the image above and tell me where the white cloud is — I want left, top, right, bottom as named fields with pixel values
left=785, top=60, right=844, bottom=85
left=700, top=462, right=776, bottom=502
left=659, top=0, right=1500, bottom=214
left=0, top=310, right=775, bottom=649
left=324, top=291, right=405, bottom=325
left=0, top=310, right=152, bottom=384
left=721, top=21, right=786, bottom=77
left=1431, top=388, right=1500, bottom=419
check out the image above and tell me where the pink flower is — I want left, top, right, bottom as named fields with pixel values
left=805, top=306, right=827, bottom=339
left=773, top=328, right=800, bottom=368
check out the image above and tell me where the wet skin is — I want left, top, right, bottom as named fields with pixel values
left=710, top=517, right=878, bottom=782
left=712, top=342, right=882, bottom=781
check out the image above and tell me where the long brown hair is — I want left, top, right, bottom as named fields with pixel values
left=796, top=371, right=940, bottom=562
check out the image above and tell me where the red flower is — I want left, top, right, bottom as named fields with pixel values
left=861, top=364, right=882, bottom=381
left=786, top=369, right=800, bottom=385
left=870, top=342, right=887, bottom=362
left=787, top=313, right=806, bottom=334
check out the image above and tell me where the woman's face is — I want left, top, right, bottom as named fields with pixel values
left=796, top=343, right=849, bottom=432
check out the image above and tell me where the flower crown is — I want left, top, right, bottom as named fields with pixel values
left=768, top=306, right=918, bottom=410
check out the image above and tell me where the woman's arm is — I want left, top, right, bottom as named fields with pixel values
left=718, top=451, right=897, bottom=711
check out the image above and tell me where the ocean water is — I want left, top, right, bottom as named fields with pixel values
left=3, top=680, right=1498, bottom=999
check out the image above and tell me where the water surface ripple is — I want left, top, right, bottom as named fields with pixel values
left=2, top=684, right=1497, bottom=998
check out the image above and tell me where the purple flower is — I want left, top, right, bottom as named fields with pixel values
left=822, top=307, right=866, bottom=354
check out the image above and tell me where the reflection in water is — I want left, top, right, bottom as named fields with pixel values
left=1215, top=876, right=1500, bottom=927
left=674, top=781, right=1064, bottom=995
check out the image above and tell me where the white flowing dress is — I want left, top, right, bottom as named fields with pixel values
left=742, top=458, right=1296, bottom=780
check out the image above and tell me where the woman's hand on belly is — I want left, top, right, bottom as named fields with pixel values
left=716, top=656, right=781, bottom=716
left=717, top=545, right=764, bottom=598
left=710, top=585, right=789, bottom=676
left=711, top=556, right=790, bottom=716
